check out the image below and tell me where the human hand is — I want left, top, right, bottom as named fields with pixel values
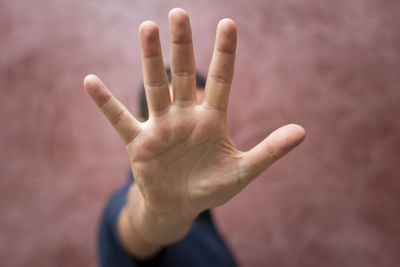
left=85, top=7, right=305, bottom=220
left=84, top=7, right=305, bottom=257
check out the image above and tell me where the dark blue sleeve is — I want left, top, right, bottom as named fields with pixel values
left=98, top=171, right=239, bottom=267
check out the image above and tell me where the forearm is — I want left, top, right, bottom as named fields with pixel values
left=118, top=184, right=195, bottom=260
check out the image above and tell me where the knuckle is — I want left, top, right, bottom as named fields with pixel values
left=110, top=109, right=126, bottom=126
left=145, top=80, right=167, bottom=88
left=266, top=142, right=281, bottom=161
left=173, top=69, right=195, bottom=78
left=209, top=74, right=231, bottom=85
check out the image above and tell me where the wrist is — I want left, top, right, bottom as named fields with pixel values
left=118, top=183, right=196, bottom=260
left=126, top=184, right=195, bottom=245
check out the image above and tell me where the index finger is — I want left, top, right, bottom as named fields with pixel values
left=204, top=19, right=237, bottom=113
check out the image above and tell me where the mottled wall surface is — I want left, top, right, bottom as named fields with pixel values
left=1, top=0, right=399, bottom=266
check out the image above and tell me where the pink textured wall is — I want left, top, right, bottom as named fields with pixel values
left=1, top=0, right=399, bottom=266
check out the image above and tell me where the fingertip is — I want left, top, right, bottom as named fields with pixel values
left=169, top=7, right=192, bottom=43
left=218, top=18, right=236, bottom=29
left=83, top=74, right=111, bottom=106
left=169, top=7, right=189, bottom=20
left=218, top=18, right=237, bottom=36
left=139, top=20, right=161, bottom=58
left=269, top=124, right=306, bottom=158
left=169, top=7, right=190, bottom=29
left=298, top=125, right=306, bottom=141
left=216, top=18, right=237, bottom=53
left=83, top=74, right=100, bottom=91
left=286, top=123, right=306, bottom=144
left=239, top=123, right=306, bottom=182
left=139, top=20, right=159, bottom=38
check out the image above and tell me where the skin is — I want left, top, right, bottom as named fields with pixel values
left=84, top=8, right=306, bottom=260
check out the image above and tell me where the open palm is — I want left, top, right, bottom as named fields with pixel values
left=84, top=8, right=305, bottom=220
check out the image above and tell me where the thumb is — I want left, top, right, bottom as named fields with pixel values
left=239, top=124, right=306, bottom=184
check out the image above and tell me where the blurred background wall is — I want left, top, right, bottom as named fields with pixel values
left=1, top=0, right=399, bottom=266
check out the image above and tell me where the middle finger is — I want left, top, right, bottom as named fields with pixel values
left=169, top=8, right=196, bottom=105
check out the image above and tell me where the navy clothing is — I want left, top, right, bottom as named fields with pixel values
left=98, top=171, right=238, bottom=267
